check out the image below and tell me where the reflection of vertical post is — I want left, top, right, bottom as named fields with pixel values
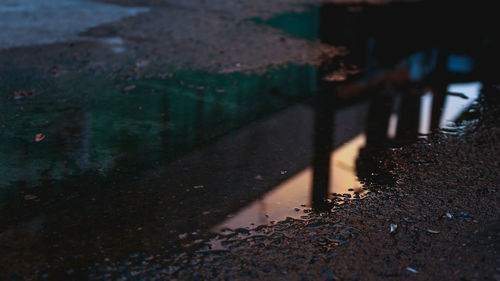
left=365, top=94, right=393, bottom=146
left=310, top=3, right=344, bottom=212
left=395, top=94, right=421, bottom=142
left=57, top=109, right=90, bottom=175
left=319, top=4, right=344, bottom=46
left=194, top=90, right=205, bottom=142
left=161, top=92, right=170, bottom=157
left=430, top=85, right=446, bottom=130
left=311, top=89, right=335, bottom=211
left=431, top=45, right=448, bottom=130
left=430, top=49, right=449, bottom=130
left=355, top=93, right=394, bottom=183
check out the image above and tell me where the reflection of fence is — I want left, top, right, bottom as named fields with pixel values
left=309, top=0, right=495, bottom=210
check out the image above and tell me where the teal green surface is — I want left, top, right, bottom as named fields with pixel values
left=0, top=64, right=317, bottom=196
left=250, top=6, right=320, bottom=40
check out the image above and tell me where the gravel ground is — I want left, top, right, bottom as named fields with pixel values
left=112, top=86, right=500, bottom=281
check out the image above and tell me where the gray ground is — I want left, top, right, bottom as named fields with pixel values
left=1, top=0, right=346, bottom=76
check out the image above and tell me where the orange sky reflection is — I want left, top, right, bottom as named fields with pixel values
left=213, top=134, right=366, bottom=232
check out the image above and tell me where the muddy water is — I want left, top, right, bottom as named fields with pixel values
left=0, top=0, right=497, bottom=280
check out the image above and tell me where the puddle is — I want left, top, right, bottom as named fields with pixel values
left=208, top=70, right=485, bottom=233
left=213, top=79, right=483, bottom=232
left=213, top=133, right=366, bottom=232
left=440, top=82, right=481, bottom=129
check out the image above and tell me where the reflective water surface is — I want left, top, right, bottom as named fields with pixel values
left=0, top=0, right=497, bottom=279
left=214, top=133, right=367, bottom=232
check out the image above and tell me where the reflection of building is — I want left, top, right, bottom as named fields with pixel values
left=0, top=65, right=317, bottom=190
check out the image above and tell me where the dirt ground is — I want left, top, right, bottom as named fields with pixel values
left=1, top=0, right=341, bottom=79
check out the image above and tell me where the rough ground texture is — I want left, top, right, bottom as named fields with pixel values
left=1, top=0, right=343, bottom=80
left=108, top=86, right=499, bottom=281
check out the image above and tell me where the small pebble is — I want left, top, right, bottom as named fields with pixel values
left=406, top=267, right=418, bottom=273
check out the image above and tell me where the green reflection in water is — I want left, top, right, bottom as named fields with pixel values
left=250, top=5, right=320, bottom=40
left=0, top=64, right=317, bottom=196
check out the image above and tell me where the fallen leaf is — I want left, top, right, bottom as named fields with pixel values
left=24, top=194, right=38, bottom=200
left=10, top=89, right=35, bottom=100
left=124, top=85, right=136, bottom=91
left=34, top=133, right=45, bottom=142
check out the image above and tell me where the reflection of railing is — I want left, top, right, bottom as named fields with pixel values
left=213, top=104, right=369, bottom=231
left=308, top=0, right=494, bottom=211
left=311, top=77, right=482, bottom=211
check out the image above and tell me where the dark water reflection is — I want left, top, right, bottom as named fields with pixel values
left=0, top=65, right=317, bottom=192
left=0, top=0, right=497, bottom=279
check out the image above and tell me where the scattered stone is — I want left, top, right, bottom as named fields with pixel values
left=406, top=267, right=418, bottom=273
left=390, top=224, right=398, bottom=234
left=9, top=89, right=35, bottom=100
